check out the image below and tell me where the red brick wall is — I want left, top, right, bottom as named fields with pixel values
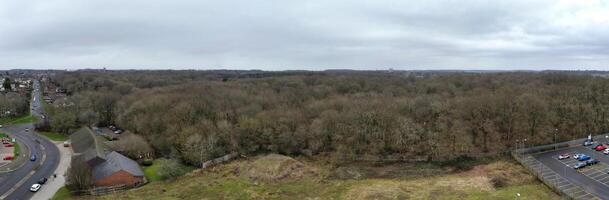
left=94, top=170, right=143, bottom=187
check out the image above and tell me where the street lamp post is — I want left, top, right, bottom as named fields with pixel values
left=554, top=128, right=558, bottom=150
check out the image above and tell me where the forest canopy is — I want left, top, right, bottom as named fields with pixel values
left=42, top=71, right=609, bottom=165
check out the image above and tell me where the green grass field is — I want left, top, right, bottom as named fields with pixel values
left=37, top=131, right=69, bottom=141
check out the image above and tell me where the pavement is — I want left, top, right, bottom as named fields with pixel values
left=31, top=142, right=72, bottom=200
left=534, top=145, right=609, bottom=199
left=0, top=80, right=62, bottom=200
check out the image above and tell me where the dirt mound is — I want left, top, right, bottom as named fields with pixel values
left=239, top=154, right=318, bottom=182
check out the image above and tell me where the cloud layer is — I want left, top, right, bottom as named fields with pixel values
left=1, top=0, right=609, bottom=70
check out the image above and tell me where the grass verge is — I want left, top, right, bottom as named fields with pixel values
left=0, top=114, right=34, bottom=125
left=13, top=141, right=20, bottom=157
left=37, top=131, right=69, bottom=141
left=51, top=186, right=72, bottom=200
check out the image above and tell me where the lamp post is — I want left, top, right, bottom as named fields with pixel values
left=554, top=128, right=558, bottom=150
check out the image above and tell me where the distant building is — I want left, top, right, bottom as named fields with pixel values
left=70, top=127, right=145, bottom=187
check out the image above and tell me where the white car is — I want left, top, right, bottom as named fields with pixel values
left=30, top=184, right=41, bottom=192
left=603, top=149, right=609, bottom=155
left=574, top=154, right=583, bottom=159
left=558, top=154, right=570, bottom=160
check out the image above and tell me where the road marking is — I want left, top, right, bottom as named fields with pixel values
left=0, top=142, right=47, bottom=199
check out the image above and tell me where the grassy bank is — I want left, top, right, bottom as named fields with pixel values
left=0, top=114, right=34, bottom=125
left=52, top=187, right=71, bottom=200
left=37, top=131, right=69, bottom=141
left=64, top=155, right=558, bottom=200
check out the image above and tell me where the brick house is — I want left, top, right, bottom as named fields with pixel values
left=92, top=151, right=144, bottom=186
left=70, top=127, right=145, bottom=187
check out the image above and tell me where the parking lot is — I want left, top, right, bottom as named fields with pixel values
left=532, top=144, right=609, bottom=199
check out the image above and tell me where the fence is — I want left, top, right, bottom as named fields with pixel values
left=72, top=178, right=147, bottom=196
left=201, top=152, right=240, bottom=169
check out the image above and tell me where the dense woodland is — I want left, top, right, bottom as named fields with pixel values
left=41, top=71, right=609, bottom=166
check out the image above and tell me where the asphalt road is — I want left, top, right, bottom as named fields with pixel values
left=0, top=80, right=60, bottom=200
left=535, top=145, right=609, bottom=199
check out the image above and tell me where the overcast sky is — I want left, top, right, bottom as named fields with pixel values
left=1, top=0, right=609, bottom=70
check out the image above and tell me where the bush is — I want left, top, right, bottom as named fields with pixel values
left=157, top=158, right=190, bottom=180
left=440, top=155, right=477, bottom=171
left=141, top=159, right=154, bottom=166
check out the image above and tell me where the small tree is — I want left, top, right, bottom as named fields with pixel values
left=157, top=158, right=189, bottom=180
left=107, top=133, right=153, bottom=160
left=66, top=159, right=92, bottom=191
left=2, top=78, right=10, bottom=91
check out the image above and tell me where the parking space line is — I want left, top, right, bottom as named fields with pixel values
left=588, top=171, right=603, bottom=176
left=591, top=173, right=606, bottom=179
left=571, top=190, right=587, bottom=197
left=564, top=186, right=581, bottom=193
left=556, top=181, right=571, bottom=187
left=574, top=192, right=593, bottom=200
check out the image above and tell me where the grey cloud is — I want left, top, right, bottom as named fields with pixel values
left=1, top=0, right=609, bottom=70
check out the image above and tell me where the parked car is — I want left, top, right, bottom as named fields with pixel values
left=596, top=145, right=607, bottom=151
left=30, top=155, right=36, bottom=161
left=0, top=124, right=3, bottom=128
left=38, top=177, right=47, bottom=184
left=114, top=129, right=123, bottom=134
left=574, top=162, right=587, bottom=169
left=4, top=143, right=13, bottom=147
left=578, top=155, right=591, bottom=161
left=574, top=154, right=584, bottom=159
left=604, top=149, right=609, bottom=155
left=3, top=156, right=13, bottom=160
left=584, top=140, right=595, bottom=146
left=29, top=184, right=41, bottom=192
left=558, top=154, right=570, bottom=160
left=24, top=128, right=29, bottom=132
left=587, top=159, right=600, bottom=165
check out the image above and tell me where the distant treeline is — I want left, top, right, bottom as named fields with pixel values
left=40, top=71, right=609, bottom=165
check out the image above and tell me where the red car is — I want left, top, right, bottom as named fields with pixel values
left=596, top=145, right=607, bottom=151
left=4, top=143, right=13, bottom=147
left=3, top=156, right=13, bottom=160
